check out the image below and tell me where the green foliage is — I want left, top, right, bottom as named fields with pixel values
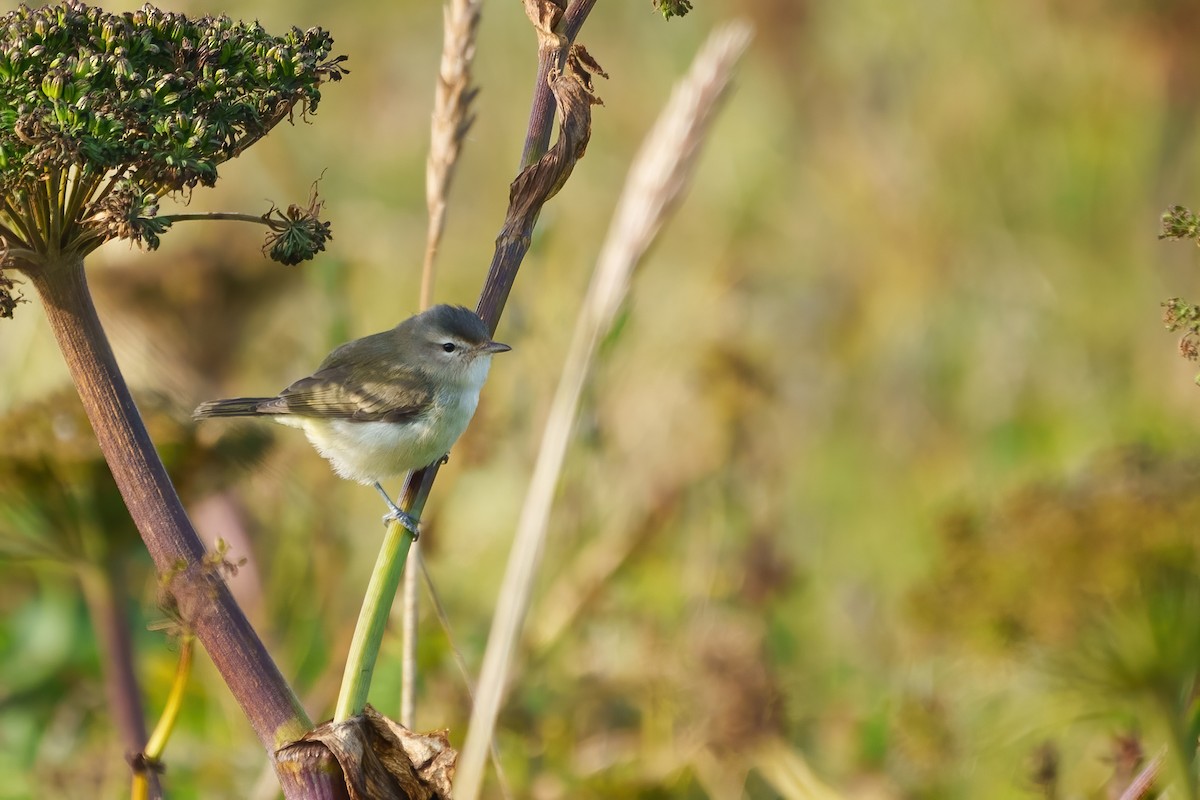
left=1064, top=567, right=1200, bottom=796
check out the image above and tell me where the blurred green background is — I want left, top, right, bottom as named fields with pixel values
left=4, top=0, right=1200, bottom=797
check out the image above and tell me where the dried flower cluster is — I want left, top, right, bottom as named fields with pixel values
left=1164, top=297, right=1200, bottom=363
left=1160, top=204, right=1200, bottom=244
left=0, top=1, right=346, bottom=271
left=1160, top=206, right=1200, bottom=379
left=0, top=267, right=22, bottom=318
left=263, top=190, right=332, bottom=266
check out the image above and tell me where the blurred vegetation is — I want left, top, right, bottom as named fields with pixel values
left=4, top=0, right=1200, bottom=797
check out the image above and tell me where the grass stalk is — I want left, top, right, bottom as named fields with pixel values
left=399, top=0, right=484, bottom=731
left=417, top=557, right=513, bottom=799
left=454, top=21, right=753, bottom=799
left=419, top=0, right=481, bottom=310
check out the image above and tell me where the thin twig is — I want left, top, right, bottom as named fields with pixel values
left=132, top=636, right=194, bottom=800
left=158, top=212, right=269, bottom=225
left=400, top=546, right=420, bottom=729
left=392, top=0, right=606, bottom=515
left=417, top=558, right=514, bottom=800
left=401, top=0, right=485, bottom=731
left=454, top=21, right=754, bottom=800
left=77, top=561, right=152, bottom=789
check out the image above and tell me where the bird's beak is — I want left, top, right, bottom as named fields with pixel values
left=482, top=340, right=512, bottom=354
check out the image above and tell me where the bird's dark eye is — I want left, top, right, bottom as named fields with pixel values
left=442, top=342, right=457, bottom=353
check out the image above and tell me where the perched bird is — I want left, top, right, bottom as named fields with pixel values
left=194, top=304, right=510, bottom=532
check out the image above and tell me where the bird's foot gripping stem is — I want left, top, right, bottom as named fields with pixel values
left=374, top=482, right=420, bottom=538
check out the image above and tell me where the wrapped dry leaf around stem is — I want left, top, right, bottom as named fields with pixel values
left=278, top=705, right=455, bottom=800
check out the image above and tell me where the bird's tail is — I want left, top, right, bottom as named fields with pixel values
left=193, top=397, right=273, bottom=419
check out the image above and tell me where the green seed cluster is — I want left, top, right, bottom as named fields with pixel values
left=651, top=0, right=693, bottom=20
left=0, top=1, right=345, bottom=264
left=0, top=1, right=345, bottom=192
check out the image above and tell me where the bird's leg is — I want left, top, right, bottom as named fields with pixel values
left=373, top=481, right=420, bottom=537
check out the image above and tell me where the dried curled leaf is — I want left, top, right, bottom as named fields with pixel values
left=506, top=54, right=604, bottom=223
left=522, top=0, right=565, bottom=47
left=277, top=706, right=456, bottom=800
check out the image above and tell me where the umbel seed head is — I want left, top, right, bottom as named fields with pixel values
left=0, top=1, right=347, bottom=264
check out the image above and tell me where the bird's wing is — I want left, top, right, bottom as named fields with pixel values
left=260, top=364, right=433, bottom=423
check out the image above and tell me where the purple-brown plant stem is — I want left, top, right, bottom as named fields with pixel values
left=518, top=0, right=597, bottom=169
left=22, top=255, right=336, bottom=798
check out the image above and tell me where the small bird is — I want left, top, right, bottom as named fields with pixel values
left=194, top=304, right=510, bottom=533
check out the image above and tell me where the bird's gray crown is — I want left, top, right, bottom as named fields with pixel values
left=421, top=304, right=491, bottom=344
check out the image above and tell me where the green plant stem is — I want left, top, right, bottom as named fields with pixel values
left=46, top=169, right=64, bottom=247
left=0, top=219, right=28, bottom=246
left=159, top=212, right=270, bottom=225
left=144, top=636, right=193, bottom=759
left=18, top=193, right=45, bottom=251
left=1, top=198, right=35, bottom=245
left=399, top=542, right=419, bottom=728
left=332, top=522, right=416, bottom=722
left=333, top=467, right=436, bottom=721
left=22, top=256, right=331, bottom=797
